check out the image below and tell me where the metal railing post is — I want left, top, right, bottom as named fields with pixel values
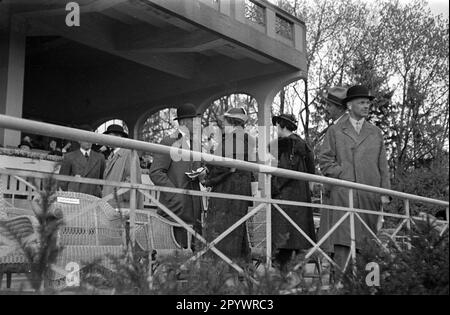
left=265, top=173, right=272, bottom=269
left=446, top=207, right=449, bottom=224
left=349, top=189, right=356, bottom=267
left=404, top=199, right=412, bottom=250
left=405, top=199, right=411, bottom=231
left=129, top=149, right=137, bottom=246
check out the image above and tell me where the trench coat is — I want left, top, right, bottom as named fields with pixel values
left=318, top=116, right=390, bottom=251
left=149, top=132, right=204, bottom=241
left=271, top=134, right=316, bottom=251
left=204, top=131, right=256, bottom=260
left=59, top=150, right=105, bottom=197
left=102, top=148, right=143, bottom=209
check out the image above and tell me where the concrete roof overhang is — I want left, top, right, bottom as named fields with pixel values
left=3, top=0, right=307, bottom=128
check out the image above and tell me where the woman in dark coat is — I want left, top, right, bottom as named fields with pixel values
left=204, top=108, right=255, bottom=262
left=271, top=114, right=316, bottom=270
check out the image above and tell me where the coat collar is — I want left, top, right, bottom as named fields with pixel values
left=73, top=150, right=100, bottom=177
left=340, top=116, right=374, bottom=147
left=104, top=148, right=123, bottom=176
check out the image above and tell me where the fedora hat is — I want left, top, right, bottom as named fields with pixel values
left=223, top=107, right=248, bottom=123
left=324, top=86, right=347, bottom=107
left=174, top=103, right=200, bottom=121
left=103, top=124, right=128, bottom=138
left=344, top=85, right=375, bottom=103
left=272, top=113, right=298, bottom=130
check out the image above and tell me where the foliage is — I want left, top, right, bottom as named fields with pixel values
left=140, top=108, right=178, bottom=145
left=340, top=219, right=449, bottom=295
left=81, top=251, right=329, bottom=295
left=275, top=0, right=449, bottom=179
left=0, top=177, right=64, bottom=293
left=389, top=155, right=449, bottom=216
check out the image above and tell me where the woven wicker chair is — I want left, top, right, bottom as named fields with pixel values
left=134, top=209, right=193, bottom=261
left=0, top=187, right=126, bottom=289
left=41, top=191, right=125, bottom=285
left=0, top=214, right=38, bottom=289
left=0, top=176, right=36, bottom=289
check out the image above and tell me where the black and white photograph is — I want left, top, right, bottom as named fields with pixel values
left=0, top=0, right=448, bottom=299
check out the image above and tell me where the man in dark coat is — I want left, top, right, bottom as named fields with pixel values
left=149, top=103, right=204, bottom=248
left=59, top=126, right=106, bottom=197
left=204, top=107, right=256, bottom=261
left=318, top=86, right=348, bottom=254
left=271, top=114, right=316, bottom=271
left=318, top=85, right=391, bottom=270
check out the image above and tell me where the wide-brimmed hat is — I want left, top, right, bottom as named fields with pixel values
left=103, top=124, right=128, bottom=138
left=344, top=85, right=375, bottom=103
left=174, top=103, right=200, bottom=121
left=272, top=113, right=298, bottom=130
left=324, top=86, right=347, bottom=108
left=223, top=107, right=248, bottom=123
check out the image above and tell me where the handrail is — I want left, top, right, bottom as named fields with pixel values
left=3, top=167, right=442, bottom=221
left=0, top=114, right=448, bottom=207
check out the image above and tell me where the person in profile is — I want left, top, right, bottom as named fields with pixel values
left=203, top=107, right=255, bottom=261
left=149, top=103, right=204, bottom=248
left=270, top=113, right=316, bottom=271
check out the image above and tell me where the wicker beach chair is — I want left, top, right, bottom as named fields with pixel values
left=42, top=191, right=125, bottom=287
left=0, top=177, right=37, bottom=289
left=134, top=209, right=193, bottom=261
left=0, top=214, right=38, bottom=289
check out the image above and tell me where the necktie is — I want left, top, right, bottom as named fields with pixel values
left=355, top=121, right=362, bottom=134
left=84, top=152, right=89, bottom=160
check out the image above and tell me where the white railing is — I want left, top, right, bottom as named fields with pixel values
left=1, top=114, right=448, bottom=282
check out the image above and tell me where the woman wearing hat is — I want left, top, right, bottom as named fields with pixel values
left=270, top=114, right=316, bottom=271
left=204, top=107, right=256, bottom=261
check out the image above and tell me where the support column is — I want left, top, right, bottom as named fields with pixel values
left=0, top=12, right=26, bottom=147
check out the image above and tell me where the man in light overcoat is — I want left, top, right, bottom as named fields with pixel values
left=102, top=124, right=143, bottom=210
left=318, top=85, right=391, bottom=270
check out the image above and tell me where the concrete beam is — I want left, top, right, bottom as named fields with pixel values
left=27, top=14, right=197, bottom=79
left=138, top=0, right=307, bottom=71
left=117, top=26, right=223, bottom=52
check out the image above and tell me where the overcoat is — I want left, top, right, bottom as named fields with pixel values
left=102, top=148, right=143, bottom=209
left=271, top=134, right=316, bottom=251
left=318, top=116, right=390, bottom=250
left=204, top=131, right=255, bottom=260
left=59, top=150, right=106, bottom=197
left=149, top=133, right=204, bottom=237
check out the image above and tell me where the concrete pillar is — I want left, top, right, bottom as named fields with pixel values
left=0, top=12, right=26, bottom=148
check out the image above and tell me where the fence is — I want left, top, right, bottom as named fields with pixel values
left=0, top=114, right=448, bottom=282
